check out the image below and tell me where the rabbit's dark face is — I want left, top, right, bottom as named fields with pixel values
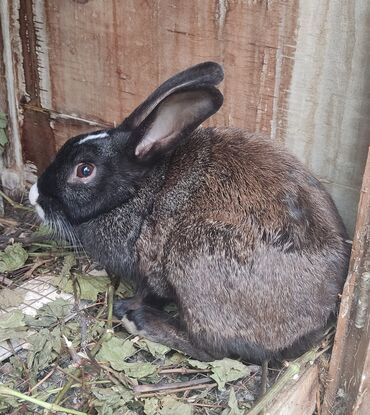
left=29, top=62, right=224, bottom=232
left=30, top=129, right=147, bottom=227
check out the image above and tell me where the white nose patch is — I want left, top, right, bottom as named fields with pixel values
left=29, top=183, right=39, bottom=205
left=29, top=183, right=46, bottom=221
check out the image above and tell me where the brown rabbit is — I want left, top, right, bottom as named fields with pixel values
left=30, top=62, right=350, bottom=363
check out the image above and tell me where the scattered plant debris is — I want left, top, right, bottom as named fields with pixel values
left=0, top=195, right=331, bottom=414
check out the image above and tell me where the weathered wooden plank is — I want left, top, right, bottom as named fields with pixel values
left=284, top=0, right=370, bottom=233
left=267, top=364, right=319, bottom=415
left=2, top=0, right=369, bottom=234
left=43, top=0, right=298, bottom=135
left=322, top=148, right=370, bottom=415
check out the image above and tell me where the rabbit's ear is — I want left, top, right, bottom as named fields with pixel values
left=128, top=86, right=223, bottom=160
left=121, top=62, right=224, bottom=132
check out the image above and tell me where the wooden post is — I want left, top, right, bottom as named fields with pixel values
left=322, top=148, right=370, bottom=414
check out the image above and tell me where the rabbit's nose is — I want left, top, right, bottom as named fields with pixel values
left=29, top=183, right=39, bottom=206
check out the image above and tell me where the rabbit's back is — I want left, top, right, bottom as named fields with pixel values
left=136, top=127, right=349, bottom=359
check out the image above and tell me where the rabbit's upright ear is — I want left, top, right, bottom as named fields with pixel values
left=121, top=62, right=224, bottom=161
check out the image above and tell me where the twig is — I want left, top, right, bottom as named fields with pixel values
left=56, top=366, right=85, bottom=384
left=29, top=366, right=57, bottom=393
left=0, top=189, right=33, bottom=211
left=0, top=217, right=18, bottom=227
left=0, top=385, right=87, bottom=415
left=50, top=371, right=81, bottom=413
left=316, top=388, right=321, bottom=414
left=134, top=377, right=214, bottom=395
left=137, top=382, right=218, bottom=398
left=36, top=381, right=112, bottom=397
left=0, top=275, right=13, bottom=286
left=246, top=347, right=319, bottom=415
left=191, top=402, right=226, bottom=408
left=159, top=368, right=210, bottom=375
left=23, top=259, right=50, bottom=278
left=63, top=335, right=83, bottom=366
left=106, top=283, right=114, bottom=334
left=260, top=360, right=269, bottom=396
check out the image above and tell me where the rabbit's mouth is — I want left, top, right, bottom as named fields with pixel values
left=29, top=182, right=79, bottom=248
left=29, top=183, right=46, bottom=221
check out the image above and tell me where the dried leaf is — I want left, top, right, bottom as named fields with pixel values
left=27, top=328, right=60, bottom=372
left=0, top=243, right=28, bottom=272
left=221, top=387, right=243, bottom=415
left=0, top=288, right=24, bottom=308
left=143, top=398, right=160, bottom=415
left=25, top=298, right=72, bottom=327
left=188, top=359, right=209, bottom=370
left=96, top=336, right=136, bottom=370
left=53, top=274, right=111, bottom=301
left=210, top=358, right=251, bottom=389
left=159, top=396, right=192, bottom=415
left=92, top=385, right=133, bottom=411
left=139, top=338, right=171, bottom=358
left=119, top=362, right=157, bottom=379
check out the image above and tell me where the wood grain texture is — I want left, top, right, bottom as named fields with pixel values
left=267, top=364, right=319, bottom=415
left=322, top=149, right=370, bottom=415
left=43, top=0, right=297, bottom=147
left=2, top=0, right=369, bottom=231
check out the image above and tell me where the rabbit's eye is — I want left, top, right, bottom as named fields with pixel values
left=76, top=163, right=95, bottom=178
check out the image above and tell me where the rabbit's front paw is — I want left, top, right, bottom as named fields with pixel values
left=113, top=297, right=143, bottom=319
left=120, top=308, right=147, bottom=336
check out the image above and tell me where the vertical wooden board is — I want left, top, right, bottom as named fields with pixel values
left=284, top=0, right=370, bottom=233
left=43, top=0, right=298, bottom=134
left=0, top=13, right=8, bottom=115
left=210, top=0, right=298, bottom=135
left=322, top=149, right=370, bottom=414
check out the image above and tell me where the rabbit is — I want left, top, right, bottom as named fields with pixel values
left=29, top=62, right=350, bottom=363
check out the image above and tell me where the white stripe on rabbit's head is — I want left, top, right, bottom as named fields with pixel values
left=78, top=132, right=109, bottom=145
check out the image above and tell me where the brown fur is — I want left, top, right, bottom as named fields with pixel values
left=115, top=127, right=349, bottom=362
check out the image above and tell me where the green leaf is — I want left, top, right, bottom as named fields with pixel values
left=0, top=112, right=7, bottom=129
left=0, top=112, right=7, bottom=154
left=0, top=309, right=26, bottom=329
left=188, top=359, right=210, bottom=370
left=0, top=243, right=28, bottom=272
left=52, top=273, right=111, bottom=301
left=165, top=352, right=187, bottom=365
left=159, top=396, right=192, bottom=415
left=0, top=310, right=28, bottom=342
left=25, top=298, right=72, bottom=327
left=59, top=254, right=77, bottom=278
left=209, top=358, right=251, bottom=389
left=118, top=362, right=157, bottom=378
left=221, top=387, right=243, bottom=415
left=0, top=130, right=8, bottom=153
left=139, top=338, right=171, bottom=358
left=96, top=336, right=136, bottom=370
left=0, top=328, right=29, bottom=343
left=32, top=224, right=53, bottom=238
left=143, top=398, right=160, bottom=415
